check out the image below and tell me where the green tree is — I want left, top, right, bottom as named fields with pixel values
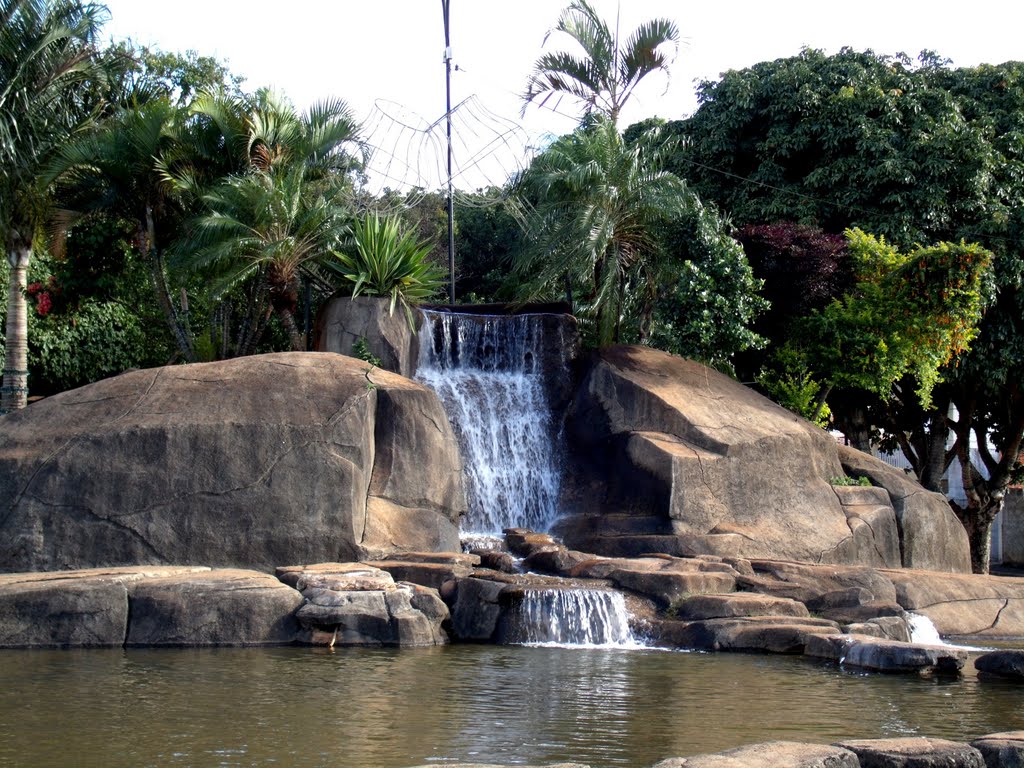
left=522, top=0, right=679, bottom=126
left=178, top=164, right=351, bottom=351
left=669, top=50, right=1024, bottom=572
left=513, top=117, right=696, bottom=346
left=0, top=0, right=106, bottom=412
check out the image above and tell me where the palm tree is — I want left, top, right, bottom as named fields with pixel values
left=0, top=0, right=105, bottom=412
left=514, top=117, right=694, bottom=346
left=178, top=164, right=350, bottom=351
left=48, top=97, right=199, bottom=361
left=522, top=0, right=679, bottom=126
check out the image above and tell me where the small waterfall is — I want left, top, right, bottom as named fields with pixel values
left=416, top=311, right=565, bottom=535
left=500, top=589, right=641, bottom=648
left=906, top=613, right=984, bottom=650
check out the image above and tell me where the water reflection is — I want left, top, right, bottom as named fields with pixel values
left=1, top=646, right=1021, bottom=768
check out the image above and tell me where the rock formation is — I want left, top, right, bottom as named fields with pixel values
left=0, top=353, right=466, bottom=572
left=559, top=345, right=971, bottom=573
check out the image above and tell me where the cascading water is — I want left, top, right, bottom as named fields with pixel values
left=416, top=311, right=565, bottom=535
left=500, top=589, right=641, bottom=648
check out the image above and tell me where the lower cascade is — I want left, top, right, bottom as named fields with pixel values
left=500, top=588, right=640, bottom=647
left=415, top=310, right=566, bottom=534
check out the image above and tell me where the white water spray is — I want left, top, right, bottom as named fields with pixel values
left=503, top=589, right=642, bottom=648
left=416, top=311, right=564, bottom=535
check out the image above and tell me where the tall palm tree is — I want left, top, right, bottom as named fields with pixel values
left=0, top=0, right=105, bottom=412
left=514, top=117, right=694, bottom=346
left=178, top=164, right=350, bottom=351
left=522, top=0, right=679, bottom=126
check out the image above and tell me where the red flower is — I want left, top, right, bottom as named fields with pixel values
left=35, top=291, right=52, bottom=316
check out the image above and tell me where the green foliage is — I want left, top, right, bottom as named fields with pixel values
left=830, top=476, right=872, bottom=487
left=514, top=118, right=694, bottom=346
left=28, top=299, right=147, bottom=393
left=648, top=199, right=767, bottom=370
left=756, top=346, right=831, bottom=427
left=351, top=336, right=381, bottom=368
left=329, top=212, right=445, bottom=324
left=803, top=230, right=993, bottom=408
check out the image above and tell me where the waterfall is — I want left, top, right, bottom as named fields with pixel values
left=500, top=589, right=642, bottom=648
left=907, top=613, right=983, bottom=650
left=416, top=311, right=565, bottom=535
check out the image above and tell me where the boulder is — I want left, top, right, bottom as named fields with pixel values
left=670, top=593, right=810, bottom=620
left=313, top=295, right=419, bottom=377
left=571, top=555, right=738, bottom=606
left=287, top=563, right=448, bottom=647
left=838, top=445, right=972, bottom=573
left=562, top=346, right=905, bottom=568
left=805, top=634, right=967, bottom=674
left=0, top=353, right=466, bottom=572
left=126, top=569, right=303, bottom=646
left=884, top=569, right=1024, bottom=637
left=741, top=560, right=899, bottom=606
left=833, top=737, right=984, bottom=767
left=653, top=741, right=860, bottom=767
left=654, top=615, right=841, bottom=653
left=974, top=650, right=1024, bottom=680
left=971, top=732, right=1024, bottom=768
left=444, top=575, right=508, bottom=642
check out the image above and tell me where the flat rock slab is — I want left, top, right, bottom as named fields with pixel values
left=571, top=556, right=738, bottom=606
left=366, top=560, right=473, bottom=590
left=804, top=634, right=967, bottom=674
left=654, top=740, right=859, bottom=767
left=971, top=731, right=1024, bottom=767
left=655, top=616, right=840, bottom=653
left=126, top=569, right=303, bottom=646
left=0, top=566, right=303, bottom=648
left=883, top=569, right=1024, bottom=638
left=834, top=737, right=985, bottom=767
left=744, top=561, right=898, bottom=606
left=974, top=650, right=1024, bottom=680
left=673, top=593, right=810, bottom=620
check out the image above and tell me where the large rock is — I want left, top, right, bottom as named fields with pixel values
left=0, top=353, right=466, bottom=572
left=884, top=569, right=1024, bottom=637
left=126, top=569, right=302, bottom=646
left=971, top=732, right=1024, bottom=768
left=314, top=295, right=420, bottom=377
left=834, top=737, right=984, bottom=767
left=653, top=741, right=860, bottom=767
left=974, top=650, right=1024, bottom=680
left=561, top=347, right=905, bottom=568
left=838, top=445, right=971, bottom=573
left=0, top=566, right=301, bottom=648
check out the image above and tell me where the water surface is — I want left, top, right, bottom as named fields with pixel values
left=2, top=645, right=1021, bottom=768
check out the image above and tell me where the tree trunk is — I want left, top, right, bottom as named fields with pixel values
left=141, top=208, right=195, bottom=363
left=277, top=307, right=305, bottom=351
left=1, top=245, right=31, bottom=412
left=952, top=498, right=1000, bottom=575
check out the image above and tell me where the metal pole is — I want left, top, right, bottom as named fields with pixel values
left=442, top=0, right=455, bottom=304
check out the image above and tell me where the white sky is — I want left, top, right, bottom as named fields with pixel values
left=101, top=1, right=1024, bottom=189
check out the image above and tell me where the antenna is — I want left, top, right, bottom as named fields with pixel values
left=441, top=0, right=455, bottom=303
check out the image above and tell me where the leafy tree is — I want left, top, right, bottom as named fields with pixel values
left=0, top=0, right=106, bottom=411
left=669, top=50, right=1024, bottom=572
left=177, top=164, right=351, bottom=351
left=648, top=200, right=767, bottom=370
left=522, top=0, right=679, bottom=126
left=513, top=117, right=696, bottom=346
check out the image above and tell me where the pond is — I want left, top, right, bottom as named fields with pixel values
left=2, top=644, right=1021, bottom=768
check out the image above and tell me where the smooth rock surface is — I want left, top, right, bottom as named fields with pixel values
left=562, top=346, right=904, bottom=568
left=0, top=353, right=466, bottom=572
left=314, top=295, right=419, bottom=377
left=884, top=569, right=1024, bottom=638
left=653, top=740, right=860, bottom=767
left=126, top=569, right=303, bottom=646
left=838, top=446, right=972, bottom=573
left=655, top=615, right=841, bottom=653
left=834, top=737, right=984, bottom=767
left=971, top=731, right=1024, bottom=768
left=974, top=650, right=1024, bottom=680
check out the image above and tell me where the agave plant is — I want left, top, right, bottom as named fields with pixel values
left=329, top=213, right=445, bottom=326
